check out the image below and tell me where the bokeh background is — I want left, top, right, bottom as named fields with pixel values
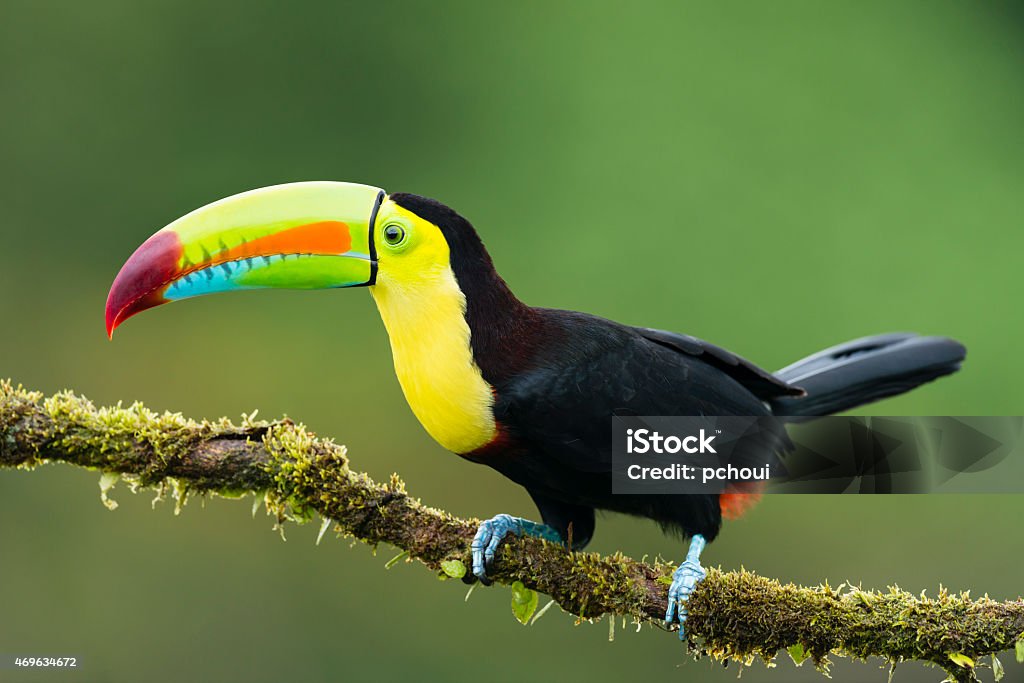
left=2, top=2, right=1023, bottom=682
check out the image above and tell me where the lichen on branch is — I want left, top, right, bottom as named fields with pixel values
left=1, top=379, right=1022, bottom=682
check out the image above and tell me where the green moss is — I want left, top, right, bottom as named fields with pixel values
left=682, top=570, right=1024, bottom=681
left=3, top=379, right=1024, bottom=682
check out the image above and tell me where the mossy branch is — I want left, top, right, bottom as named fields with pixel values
left=1, top=380, right=1021, bottom=682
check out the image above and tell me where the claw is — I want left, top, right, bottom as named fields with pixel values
left=471, top=514, right=522, bottom=581
left=664, top=534, right=708, bottom=639
left=471, top=513, right=563, bottom=582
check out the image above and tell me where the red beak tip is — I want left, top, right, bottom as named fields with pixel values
left=104, top=303, right=119, bottom=339
left=103, top=229, right=184, bottom=339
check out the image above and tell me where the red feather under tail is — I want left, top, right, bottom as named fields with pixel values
left=719, top=482, right=764, bottom=520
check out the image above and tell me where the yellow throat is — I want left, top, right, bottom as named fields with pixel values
left=369, top=201, right=497, bottom=455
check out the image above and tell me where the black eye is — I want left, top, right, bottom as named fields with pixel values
left=383, top=224, right=406, bottom=246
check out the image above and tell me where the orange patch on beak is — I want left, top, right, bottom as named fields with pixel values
left=198, top=220, right=354, bottom=269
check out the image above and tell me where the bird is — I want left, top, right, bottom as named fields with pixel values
left=104, top=181, right=966, bottom=636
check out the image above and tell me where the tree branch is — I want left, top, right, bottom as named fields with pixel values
left=1, top=380, right=1020, bottom=681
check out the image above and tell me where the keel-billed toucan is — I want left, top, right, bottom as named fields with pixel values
left=105, top=182, right=966, bottom=635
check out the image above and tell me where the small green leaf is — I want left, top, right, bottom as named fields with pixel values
left=440, top=559, right=466, bottom=579
left=1016, top=638, right=1024, bottom=664
left=992, top=654, right=1004, bottom=681
left=948, top=653, right=974, bottom=669
left=511, top=581, right=539, bottom=625
left=787, top=644, right=810, bottom=666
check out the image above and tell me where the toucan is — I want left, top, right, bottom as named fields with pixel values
left=105, top=182, right=966, bottom=636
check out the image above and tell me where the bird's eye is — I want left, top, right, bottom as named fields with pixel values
left=382, top=224, right=406, bottom=247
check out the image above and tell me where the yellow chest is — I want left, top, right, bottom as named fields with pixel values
left=370, top=268, right=497, bottom=454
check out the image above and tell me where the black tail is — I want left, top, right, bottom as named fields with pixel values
left=769, top=333, right=966, bottom=422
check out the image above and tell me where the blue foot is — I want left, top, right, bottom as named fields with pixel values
left=665, top=534, right=707, bottom=640
left=471, top=513, right=562, bottom=582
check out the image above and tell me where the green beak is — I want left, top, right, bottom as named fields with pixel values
left=105, top=181, right=384, bottom=336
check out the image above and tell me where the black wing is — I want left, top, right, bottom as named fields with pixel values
left=486, top=312, right=791, bottom=540
left=634, top=327, right=805, bottom=402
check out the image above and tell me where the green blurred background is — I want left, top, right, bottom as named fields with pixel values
left=2, top=2, right=1022, bottom=681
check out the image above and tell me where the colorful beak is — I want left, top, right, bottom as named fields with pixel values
left=105, top=181, right=384, bottom=337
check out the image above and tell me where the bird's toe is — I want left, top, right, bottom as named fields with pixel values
left=665, top=559, right=707, bottom=638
